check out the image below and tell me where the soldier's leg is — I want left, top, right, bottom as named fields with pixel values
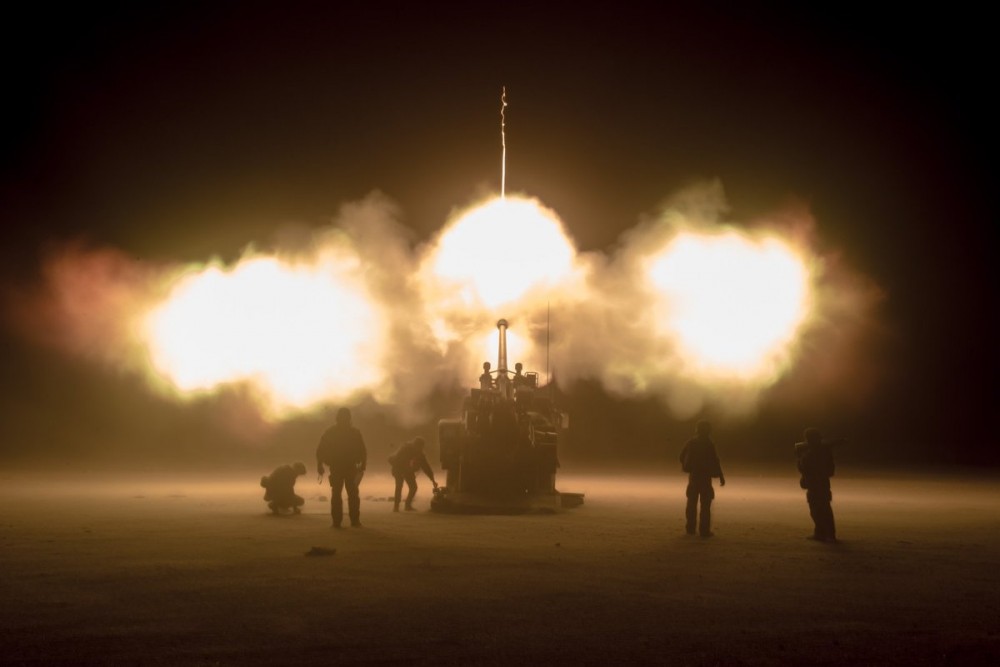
left=404, top=473, right=418, bottom=508
left=345, top=474, right=361, bottom=526
left=263, top=485, right=277, bottom=514
left=700, top=483, right=715, bottom=536
left=393, top=474, right=404, bottom=511
left=807, top=486, right=833, bottom=540
left=819, top=501, right=836, bottom=541
left=330, top=474, right=344, bottom=527
left=807, top=500, right=822, bottom=537
left=822, top=484, right=836, bottom=540
left=685, top=484, right=698, bottom=534
left=272, top=491, right=293, bottom=513
left=700, top=498, right=713, bottom=536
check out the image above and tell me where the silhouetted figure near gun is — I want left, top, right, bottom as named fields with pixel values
left=388, top=437, right=438, bottom=512
left=512, top=362, right=527, bottom=387
left=795, top=428, right=845, bottom=542
left=479, top=361, right=493, bottom=391
left=679, top=420, right=726, bottom=537
left=260, top=462, right=306, bottom=515
left=316, top=407, right=367, bottom=528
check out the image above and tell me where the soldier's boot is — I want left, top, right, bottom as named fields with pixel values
left=405, top=502, right=416, bottom=511
left=393, top=501, right=400, bottom=512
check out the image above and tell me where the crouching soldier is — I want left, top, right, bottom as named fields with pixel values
left=389, top=437, right=438, bottom=512
left=260, top=462, right=306, bottom=515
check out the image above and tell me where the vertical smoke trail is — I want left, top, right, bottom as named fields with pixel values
left=500, top=86, right=508, bottom=199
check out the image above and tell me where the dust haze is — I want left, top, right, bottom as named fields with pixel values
left=2, top=466, right=997, bottom=665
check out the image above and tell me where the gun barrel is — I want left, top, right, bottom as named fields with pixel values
left=496, top=319, right=509, bottom=373
left=495, top=319, right=512, bottom=400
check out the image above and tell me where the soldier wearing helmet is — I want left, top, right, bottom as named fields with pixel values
left=512, top=362, right=527, bottom=388
left=317, top=408, right=368, bottom=528
left=479, top=362, right=493, bottom=391
left=260, top=461, right=307, bottom=515
left=679, top=420, right=726, bottom=537
left=388, top=437, right=438, bottom=512
left=795, top=427, right=845, bottom=542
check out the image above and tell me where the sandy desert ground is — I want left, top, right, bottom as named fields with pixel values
left=1, top=467, right=998, bottom=666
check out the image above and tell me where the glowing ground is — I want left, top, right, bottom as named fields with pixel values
left=1, top=469, right=997, bottom=665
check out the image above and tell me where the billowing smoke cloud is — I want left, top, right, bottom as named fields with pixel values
left=329, top=193, right=472, bottom=423
left=548, top=181, right=882, bottom=418
left=3, top=183, right=884, bottom=432
left=4, top=242, right=164, bottom=371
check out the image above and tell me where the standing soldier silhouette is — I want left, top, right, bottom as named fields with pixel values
left=795, top=428, right=844, bottom=542
left=316, top=407, right=367, bottom=528
left=479, top=362, right=493, bottom=391
left=512, top=362, right=527, bottom=387
left=679, top=420, right=726, bottom=537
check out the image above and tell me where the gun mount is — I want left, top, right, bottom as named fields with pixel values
left=431, top=319, right=584, bottom=514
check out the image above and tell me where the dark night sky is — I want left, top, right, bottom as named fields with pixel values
left=0, top=3, right=994, bottom=467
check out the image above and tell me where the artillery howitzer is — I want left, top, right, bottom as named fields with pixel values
left=431, top=319, right=584, bottom=513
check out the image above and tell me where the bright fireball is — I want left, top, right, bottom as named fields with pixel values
left=142, top=252, right=384, bottom=414
left=646, top=230, right=813, bottom=380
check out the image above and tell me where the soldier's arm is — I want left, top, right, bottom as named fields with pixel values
left=316, top=437, right=326, bottom=479
left=358, top=432, right=368, bottom=471
left=420, top=455, right=436, bottom=484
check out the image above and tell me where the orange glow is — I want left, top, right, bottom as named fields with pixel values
left=413, top=195, right=583, bottom=375
left=646, top=230, right=812, bottom=380
left=475, top=326, right=529, bottom=370
left=422, top=196, right=578, bottom=310
left=142, top=251, right=385, bottom=415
